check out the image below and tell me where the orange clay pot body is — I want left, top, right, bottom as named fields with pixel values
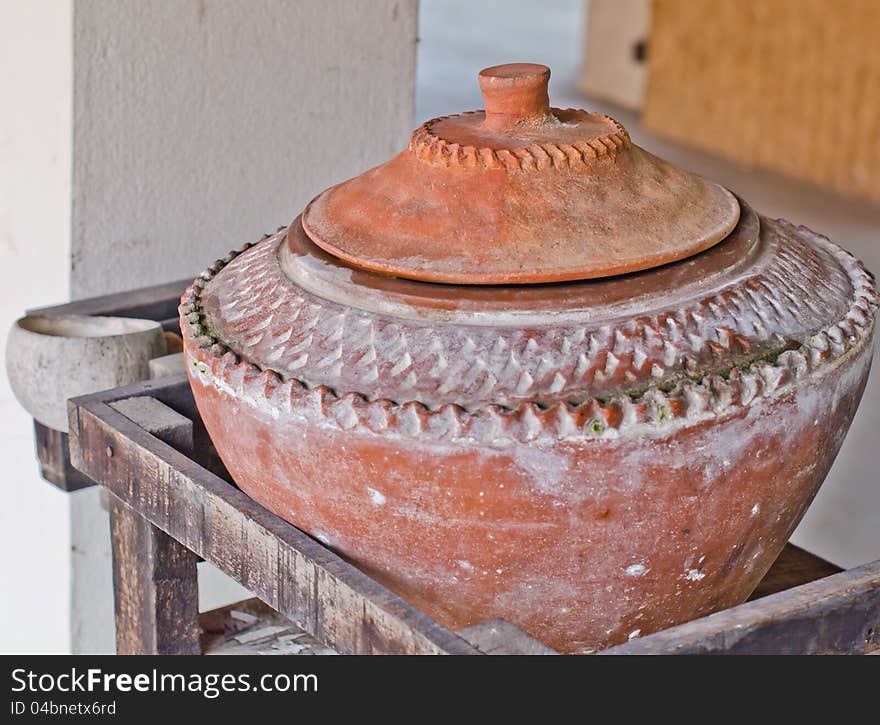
left=182, top=65, right=877, bottom=652
left=186, top=340, right=870, bottom=653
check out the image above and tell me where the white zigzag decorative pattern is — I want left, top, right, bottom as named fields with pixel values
left=196, top=219, right=860, bottom=411
left=180, top=221, right=877, bottom=446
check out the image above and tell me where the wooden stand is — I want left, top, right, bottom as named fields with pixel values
left=30, top=280, right=880, bottom=655
left=33, top=421, right=93, bottom=492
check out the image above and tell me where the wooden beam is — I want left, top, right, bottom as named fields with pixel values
left=107, top=394, right=200, bottom=655
left=28, top=278, right=189, bottom=322
left=33, top=421, right=94, bottom=492
left=110, top=496, right=201, bottom=655
left=601, top=559, right=880, bottom=655
left=458, top=619, right=559, bottom=655
left=109, top=396, right=194, bottom=453
left=748, top=544, right=842, bottom=601
left=200, top=598, right=335, bottom=655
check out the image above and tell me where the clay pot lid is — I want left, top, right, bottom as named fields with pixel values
left=301, top=63, right=740, bottom=285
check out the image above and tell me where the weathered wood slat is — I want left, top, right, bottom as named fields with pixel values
left=28, top=278, right=189, bottom=322
left=158, top=317, right=183, bottom=334
left=109, top=396, right=194, bottom=452
left=33, top=421, right=94, bottom=492
left=149, top=352, right=186, bottom=379
left=458, top=619, right=559, bottom=655
left=601, top=560, right=880, bottom=655
left=200, top=598, right=335, bottom=656
left=748, top=543, right=842, bottom=600
left=107, top=395, right=201, bottom=655
left=67, top=376, right=199, bottom=424
left=110, top=496, right=201, bottom=655
left=69, top=388, right=479, bottom=655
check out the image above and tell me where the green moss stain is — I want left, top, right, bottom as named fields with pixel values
left=656, top=403, right=671, bottom=423
left=623, top=338, right=801, bottom=401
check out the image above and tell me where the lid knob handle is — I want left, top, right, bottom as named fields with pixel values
left=479, top=63, right=552, bottom=131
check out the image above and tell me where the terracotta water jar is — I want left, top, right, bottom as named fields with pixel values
left=181, top=64, right=877, bottom=652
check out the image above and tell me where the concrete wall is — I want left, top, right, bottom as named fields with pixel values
left=0, top=0, right=73, bottom=654
left=1, top=0, right=417, bottom=653
left=72, top=0, right=418, bottom=297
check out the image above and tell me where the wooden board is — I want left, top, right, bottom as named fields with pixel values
left=33, top=421, right=94, bottom=492
left=748, top=544, right=842, bottom=601
left=602, top=559, right=880, bottom=655
left=28, top=278, right=189, bottom=322
left=200, top=599, right=336, bottom=656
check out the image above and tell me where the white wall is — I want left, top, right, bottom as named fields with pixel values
left=72, top=0, right=419, bottom=297
left=0, top=0, right=73, bottom=653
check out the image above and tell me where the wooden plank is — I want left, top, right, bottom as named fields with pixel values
left=68, top=387, right=480, bottom=656
left=749, top=544, right=842, bottom=601
left=33, top=420, right=95, bottom=492
left=110, top=496, right=201, bottom=655
left=68, top=375, right=199, bottom=422
left=200, top=599, right=335, bottom=655
left=149, top=352, right=186, bottom=379
left=106, top=394, right=200, bottom=655
left=159, top=317, right=183, bottom=334
left=458, top=620, right=558, bottom=655
left=71, top=376, right=231, bottom=481
left=601, top=559, right=880, bottom=655
left=27, top=278, right=189, bottom=322
left=109, top=396, right=194, bottom=453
